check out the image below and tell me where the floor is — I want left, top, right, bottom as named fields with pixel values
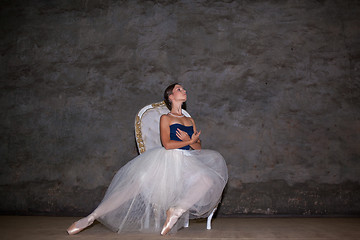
left=1, top=216, right=359, bottom=240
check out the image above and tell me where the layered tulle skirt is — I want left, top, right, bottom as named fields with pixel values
left=93, top=147, right=228, bottom=233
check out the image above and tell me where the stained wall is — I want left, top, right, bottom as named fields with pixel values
left=1, top=0, right=359, bottom=216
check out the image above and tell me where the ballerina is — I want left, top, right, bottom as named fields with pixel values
left=67, top=83, right=228, bottom=235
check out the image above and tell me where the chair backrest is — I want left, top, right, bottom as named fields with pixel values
left=135, top=101, right=191, bottom=154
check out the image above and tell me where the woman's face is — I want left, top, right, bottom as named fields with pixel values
left=171, top=84, right=187, bottom=103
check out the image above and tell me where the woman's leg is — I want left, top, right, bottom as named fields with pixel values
left=177, top=175, right=213, bottom=210
left=67, top=183, right=141, bottom=235
left=161, top=175, right=213, bottom=235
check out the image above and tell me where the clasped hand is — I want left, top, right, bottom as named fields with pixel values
left=176, top=129, right=201, bottom=144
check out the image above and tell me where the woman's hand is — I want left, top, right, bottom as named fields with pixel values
left=191, top=130, right=201, bottom=144
left=176, top=129, right=191, bottom=141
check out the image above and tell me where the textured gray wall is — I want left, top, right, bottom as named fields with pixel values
left=1, top=0, right=359, bottom=216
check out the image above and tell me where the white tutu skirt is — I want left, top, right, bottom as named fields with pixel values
left=94, top=147, right=228, bottom=233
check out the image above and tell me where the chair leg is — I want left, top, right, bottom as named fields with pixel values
left=153, top=204, right=160, bottom=229
left=184, top=211, right=189, bottom=228
left=144, top=206, right=150, bottom=229
left=206, top=208, right=217, bottom=230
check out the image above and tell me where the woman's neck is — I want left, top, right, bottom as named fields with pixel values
left=171, top=103, right=183, bottom=115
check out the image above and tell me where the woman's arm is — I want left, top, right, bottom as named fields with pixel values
left=160, top=115, right=199, bottom=150
left=188, top=118, right=202, bottom=150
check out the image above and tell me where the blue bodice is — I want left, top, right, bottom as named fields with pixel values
left=170, top=123, right=194, bottom=150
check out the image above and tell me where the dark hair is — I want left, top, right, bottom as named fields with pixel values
left=163, top=83, right=187, bottom=110
left=164, top=83, right=178, bottom=110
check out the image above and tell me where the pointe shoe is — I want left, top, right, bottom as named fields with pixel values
left=67, top=214, right=95, bottom=235
left=160, top=208, right=185, bottom=236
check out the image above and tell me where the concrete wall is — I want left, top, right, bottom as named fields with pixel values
left=1, top=0, right=359, bottom=216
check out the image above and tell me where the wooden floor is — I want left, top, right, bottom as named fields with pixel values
left=1, top=216, right=360, bottom=240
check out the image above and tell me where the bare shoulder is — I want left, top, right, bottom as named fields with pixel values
left=184, top=117, right=196, bottom=126
left=188, top=117, right=196, bottom=124
left=160, top=114, right=170, bottom=123
left=161, top=114, right=170, bottom=119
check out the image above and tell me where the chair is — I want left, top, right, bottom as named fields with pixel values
left=134, top=101, right=217, bottom=230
